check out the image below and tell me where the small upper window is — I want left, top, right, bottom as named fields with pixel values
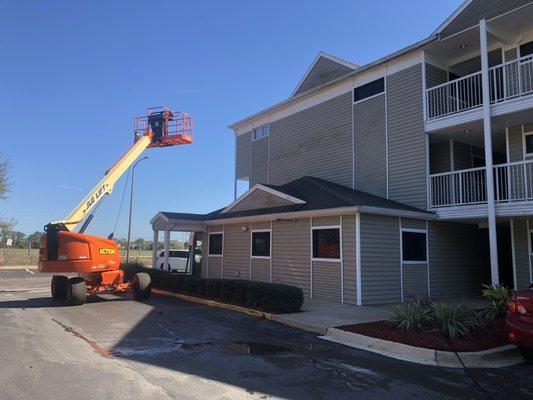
left=251, top=231, right=271, bottom=257
left=353, top=78, right=384, bottom=102
left=525, top=133, right=533, bottom=155
left=312, top=228, right=340, bottom=260
left=253, top=125, right=270, bottom=140
left=529, top=231, right=533, bottom=255
left=402, top=230, right=427, bottom=262
left=208, top=233, right=223, bottom=255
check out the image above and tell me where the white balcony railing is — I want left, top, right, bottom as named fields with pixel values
left=426, top=54, right=533, bottom=121
left=429, top=160, right=533, bottom=208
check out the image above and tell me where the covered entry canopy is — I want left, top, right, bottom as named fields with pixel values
left=149, top=212, right=206, bottom=270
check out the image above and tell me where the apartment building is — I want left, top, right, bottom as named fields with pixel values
left=151, top=0, right=533, bottom=305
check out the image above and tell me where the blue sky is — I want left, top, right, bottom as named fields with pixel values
left=0, top=0, right=462, bottom=240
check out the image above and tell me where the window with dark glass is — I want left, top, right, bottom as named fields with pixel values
left=353, top=78, right=384, bottom=102
left=208, top=233, right=223, bottom=255
left=525, top=133, right=533, bottom=155
left=251, top=231, right=270, bottom=257
left=402, top=231, right=427, bottom=262
left=529, top=231, right=533, bottom=254
left=312, top=228, right=340, bottom=259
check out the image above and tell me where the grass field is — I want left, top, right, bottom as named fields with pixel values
left=0, top=248, right=152, bottom=266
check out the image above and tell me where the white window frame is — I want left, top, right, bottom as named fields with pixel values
left=252, top=124, right=270, bottom=141
left=400, top=228, right=428, bottom=265
left=250, top=229, right=271, bottom=259
left=208, top=232, right=224, bottom=257
left=311, top=225, right=342, bottom=262
left=522, top=128, right=533, bottom=158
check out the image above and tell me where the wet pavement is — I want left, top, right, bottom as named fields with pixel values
left=1, top=268, right=532, bottom=400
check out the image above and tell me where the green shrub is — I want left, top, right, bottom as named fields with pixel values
left=220, top=279, right=237, bottom=301
left=391, top=298, right=431, bottom=332
left=120, top=261, right=146, bottom=281
left=195, top=278, right=208, bottom=296
left=482, top=284, right=513, bottom=320
left=247, top=282, right=304, bottom=313
left=430, top=301, right=485, bottom=340
left=232, top=280, right=251, bottom=303
left=206, top=279, right=223, bottom=298
left=182, top=277, right=199, bottom=294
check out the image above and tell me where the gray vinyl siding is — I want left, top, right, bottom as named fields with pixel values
left=387, top=64, right=427, bottom=210
left=439, top=0, right=530, bottom=39
left=269, top=92, right=353, bottom=187
left=453, top=141, right=473, bottom=170
left=401, top=218, right=426, bottom=230
left=312, top=215, right=340, bottom=227
left=428, top=221, right=490, bottom=298
left=312, top=261, right=341, bottom=302
left=512, top=219, right=532, bottom=290
left=272, top=218, right=311, bottom=295
left=222, top=223, right=250, bottom=280
left=403, top=264, right=429, bottom=298
left=207, top=257, right=222, bottom=278
left=508, top=124, right=523, bottom=162
left=400, top=218, right=428, bottom=298
left=426, top=64, right=448, bottom=88
left=353, top=93, right=387, bottom=197
left=251, top=258, right=270, bottom=282
left=251, top=136, right=269, bottom=185
left=236, top=131, right=252, bottom=179
left=430, top=141, right=451, bottom=174
left=294, top=57, right=354, bottom=96
left=252, top=221, right=271, bottom=230
left=342, top=214, right=357, bottom=305
left=229, top=191, right=293, bottom=212
left=360, top=214, right=401, bottom=305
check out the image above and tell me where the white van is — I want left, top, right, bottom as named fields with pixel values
left=157, top=250, right=190, bottom=272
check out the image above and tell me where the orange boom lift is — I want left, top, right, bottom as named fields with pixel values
left=38, top=107, right=193, bottom=305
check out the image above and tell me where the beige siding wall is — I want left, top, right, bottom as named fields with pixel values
left=251, top=258, right=270, bottom=282
left=236, top=131, right=251, bottom=179
left=387, top=64, right=427, bottom=210
left=252, top=221, right=271, bottom=230
left=508, top=124, right=523, bottom=162
left=222, top=223, right=250, bottom=280
left=251, top=137, right=269, bottom=185
left=402, top=264, right=428, bottom=298
left=353, top=93, right=387, bottom=197
left=207, top=257, right=222, bottom=278
left=360, top=214, right=401, bottom=305
left=269, top=92, right=353, bottom=187
left=312, top=261, right=341, bottom=302
left=400, top=218, right=426, bottom=230
left=312, top=215, right=340, bottom=227
left=342, top=214, right=357, bottom=305
left=512, top=219, right=532, bottom=290
left=229, top=191, right=293, bottom=212
left=272, top=218, right=311, bottom=295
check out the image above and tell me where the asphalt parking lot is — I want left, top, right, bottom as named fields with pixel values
left=1, top=268, right=532, bottom=400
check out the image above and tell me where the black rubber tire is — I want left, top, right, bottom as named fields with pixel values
left=67, top=277, right=86, bottom=306
left=518, top=346, right=533, bottom=360
left=51, top=275, right=68, bottom=301
left=133, top=272, right=151, bottom=300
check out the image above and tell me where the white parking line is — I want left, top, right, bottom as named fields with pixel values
left=25, top=268, right=36, bottom=275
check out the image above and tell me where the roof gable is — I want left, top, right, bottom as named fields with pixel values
left=291, top=52, right=358, bottom=97
left=433, top=0, right=531, bottom=38
left=222, top=184, right=306, bottom=214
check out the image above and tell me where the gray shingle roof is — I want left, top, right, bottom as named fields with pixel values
left=159, top=176, right=433, bottom=222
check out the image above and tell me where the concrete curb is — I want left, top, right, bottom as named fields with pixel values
left=270, top=315, right=328, bottom=335
left=0, top=265, right=38, bottom=270
left=152, top=289, right=274, bottom=320
left=320, top=327, right=525, bottom=368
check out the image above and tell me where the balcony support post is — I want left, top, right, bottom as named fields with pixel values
left=152, top=229, right=159, bottom=269
left=480, top=19, right=500, bottom=286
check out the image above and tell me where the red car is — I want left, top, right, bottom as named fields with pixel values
left=507, top=286, right=533, bottom=359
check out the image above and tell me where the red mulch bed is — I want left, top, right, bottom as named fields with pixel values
left=339, top=318, right=508, bottom=352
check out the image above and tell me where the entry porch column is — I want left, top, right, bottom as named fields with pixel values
left=152, top=230, right=159, bottom=269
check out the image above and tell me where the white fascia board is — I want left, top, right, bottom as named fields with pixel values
left=221, top=184, right=306, bottom=214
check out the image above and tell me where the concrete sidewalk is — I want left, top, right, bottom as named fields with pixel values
left=272, top=298, right=395, bottom=335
